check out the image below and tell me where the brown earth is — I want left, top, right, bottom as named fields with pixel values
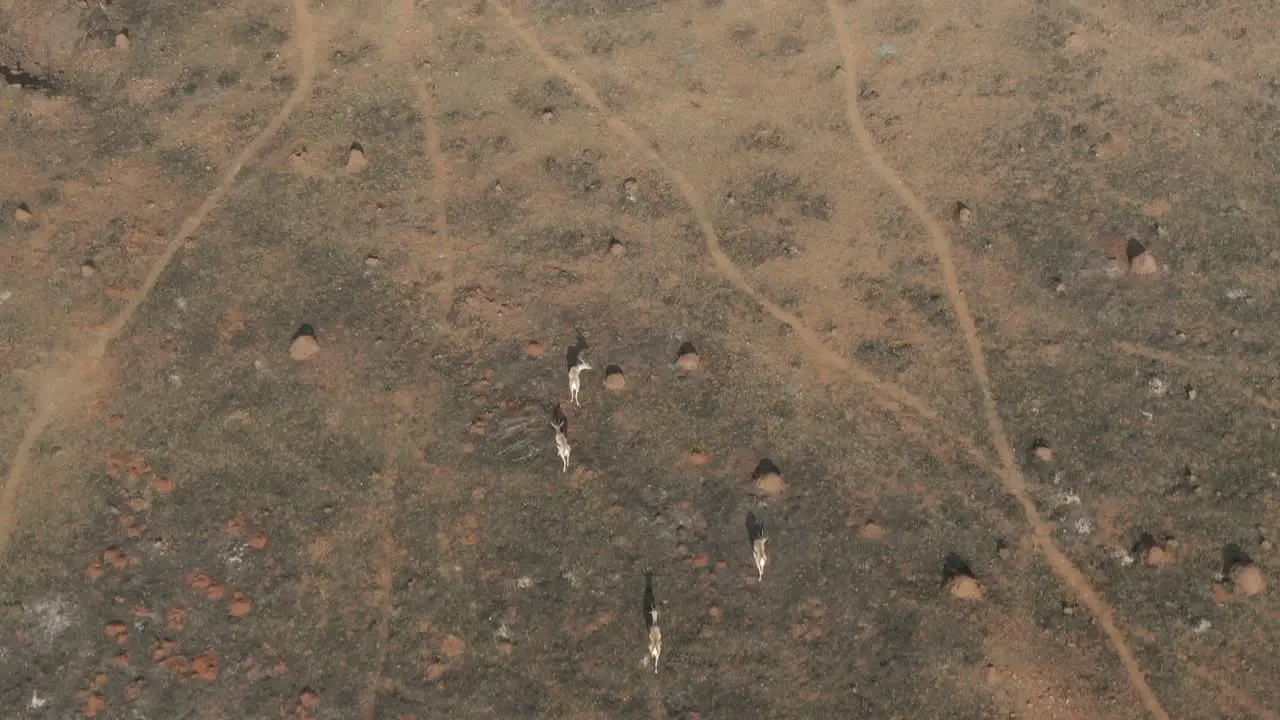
left=2, top=0, right=1279, bottom=717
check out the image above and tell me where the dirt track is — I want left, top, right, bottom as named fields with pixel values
left=1, top=0, right=1278, bottom=717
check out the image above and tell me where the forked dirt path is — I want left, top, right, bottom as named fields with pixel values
left=492, top=0, right=1173, bottom=716
left=825, top=1, right=1169, bottom=717
left=0, top=0, right=319, bottom=563
left=488, top=0, right=1003, bottom=473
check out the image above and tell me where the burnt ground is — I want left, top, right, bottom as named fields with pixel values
left=0, top=0, right=1278, bottom=717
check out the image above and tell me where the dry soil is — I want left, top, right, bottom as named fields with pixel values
left=2, top=0, right=1279, bottom=718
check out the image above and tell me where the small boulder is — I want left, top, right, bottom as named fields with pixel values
left=752, top=459, right=786, bottom=497
left=754, top=472, right=786, bottom=497
left=1142, top=544, right=1171, bottom=567
left=675, top=342, right=700, bottom=372
left=603, top=367, right=626, bottom=391
left=1231, top=563, right=1266, bottom=597
left=346, top=142, right=369, bottom=172
left=1126, top=238, right=1159, bottom=276
left=1129, top=251, right=1159, bottom=276
left=857, top=521, right=886, bottom=541
left=947, top=574, right=984, bottom=600
left=290, top=325, right=320, bottom=361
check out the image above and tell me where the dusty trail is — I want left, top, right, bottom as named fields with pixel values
left=0, top=0, right=319, bottom=564
left=489, top=0, right=991, bottom=455
left=825, top=1, right=1169, bottom=718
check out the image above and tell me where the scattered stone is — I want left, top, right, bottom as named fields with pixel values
left=166, top=607, right=187, bottom=630
left=607, top=237, right=626, bottom=255
left=603, top=366, right=626, bottom=391
left=346, top=142, right=369, bottom=172
left=152, top=639, right=177, bottom=663
left=947, top=574, right=985, bottom=600
left=80, top=260, right=97, bottom=277
left=675, top=343, right=700, bottom=372
left=524, top=341, right=543, bottom=359
left=84, top=693, right=107, bottom=718
left=1148, top=376, right=1170, bottom=396
left=687, top=450, right=708, bottom=466
left=1185, top=385, right=1197, bottom=400
left=14, top=204, right=33, bottom=222
left=1064, top=31, right=1087, bottom=53
left=363, top=254, right=381, bottom=267
left=441, top=634, right=466, bottom=658
left=114, top=29, right=131, bottom=51
left=248, top=532, right=268, bottom=550
left=290, top=325, right=320, bottom=361
left=191, top=652, right=219, bottom=681
left=1230, top=563, right=1266, bottom=597
left=425, top=662, right=448, bottom=681
left=1031, top=440, right=1053, bottom=463
left=954, top=201, right=972, bottom=225
left=104, top=547, right=126, bottom=569
left=540, top=108, right=555, bottom=123
left=623, top=177, right=639, bottom=201
left=223, top=516, right=245, bottom=536
left=857, top=521, right=886, bottom=541
left=300, top=690, right=320, bottom=710
left=228, top=592, right=251, bottom=617
left=289, top=145, right=311, bottom=173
